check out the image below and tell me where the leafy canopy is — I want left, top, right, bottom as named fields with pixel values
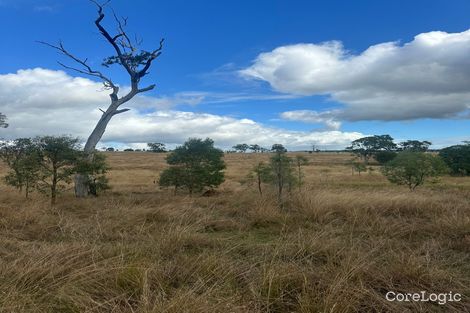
left=381, top=152, right=448, bottom=191
left=439, top=143, right=470, bottom=176
left=160, top=138, right=225, bottom=194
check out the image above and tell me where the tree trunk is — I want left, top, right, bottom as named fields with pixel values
left=74, top=106, right=115, bottom=197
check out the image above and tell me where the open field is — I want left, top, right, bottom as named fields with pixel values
left=0, top=152, right=469, bottom=312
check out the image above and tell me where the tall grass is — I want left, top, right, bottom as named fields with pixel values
left=0, top=152, right=468, bottom=312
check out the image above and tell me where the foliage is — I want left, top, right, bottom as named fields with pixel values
left=346, top=135, right=397, bottom=164
left=0, top=138, right=41, bottom=198
left=399, top=140, right=432, bottom=152
left=271, top=144, right=287, bottom=153
left=160, top=138, right=225, bottom=194
left=35, top=136, right=81, bottom=205
left=381, top=152, right=449, bottom=191
left=0, top=113, right=7, bottom=128
left=249, top=144, right=262, bottom=153
left=147, top=142, right=166, bottom=153
left=264, top=149, right=296, bottom=206
left=439, top=143, right=470, bottom=176
left=232, top=143, right=249, bottom=153
left=75, top=153, right=110, bottom=196
left=374, top=151, right=397, bottom=164
left=250, top=161, right=271, bottom=195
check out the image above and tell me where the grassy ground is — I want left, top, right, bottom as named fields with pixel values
left=0, top=152, right=469, bottom=312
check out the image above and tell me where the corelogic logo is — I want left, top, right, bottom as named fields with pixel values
left=385, top=291, right=462, bottom=305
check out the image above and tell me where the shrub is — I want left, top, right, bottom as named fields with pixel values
left=381, top=152, right=448, bottom=191
left=439, top=144, right=470, bottom=176
left=374, top=151, right=397, bottom=164
left=159, top=138, right=225, bottom=194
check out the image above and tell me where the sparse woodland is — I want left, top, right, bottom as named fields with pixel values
left=0, top=146, right=469, bottom=312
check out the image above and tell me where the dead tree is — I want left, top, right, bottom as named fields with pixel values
left=41, top=0, right=164, bottom=197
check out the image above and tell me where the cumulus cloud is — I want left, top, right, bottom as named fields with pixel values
left=241, top=29, right=470, bottom=121
left=0, top=68, right=363, bottom=150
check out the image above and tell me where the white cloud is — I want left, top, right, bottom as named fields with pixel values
left=0, top=68, right=363, bottom=150
left=241, top=29, right=470, bottom=121
left=280, top=110, right=342, bottom=130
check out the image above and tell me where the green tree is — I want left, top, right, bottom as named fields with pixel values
left=35, top=136, right=81, bottom=205
left=74, top=152, right=110, bottom=196
left=160, top=138, right=225, bottom=194
left=294, top=155, right=309, bottom=190
left=0, top=138, right=41, bottom=198
left=232, top=143, right=249, bottom=153
left=347, top=135, right=397, bottom=164
left=439, top=143, right=470, bottom=175
left=381, top=152, right=448, bottom=191
left=399, top=140, right=432, bottom=152
left=249, top=144, right=261, bottom=153
left=267, top=148, right=295, bottom=206
left=147, top=142, right=166, bottom=153
left=0, top=113, right=7, bottom=128
left=271, top=143, right=287, bottom=153
left=158, top=166, right=186, bottom=194
left=250, top=161, right=271, bottom=195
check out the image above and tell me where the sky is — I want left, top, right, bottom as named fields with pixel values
left=1, top=0, right=470, bottom=150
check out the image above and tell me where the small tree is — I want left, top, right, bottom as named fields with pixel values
left=381, top=152, right=448, bottom=191
left=271, top=143, right=287, bottom=153
left=147, top=142, right=166, bottom=153
left=74, top=152, right=109, bottom=196
left=160, top=138, right=225, bottom=194
left=267, top=148, right=295, bottom=206
left=294, top=155, right=309, bottom=190
left=250, top=161, right=270, bottom=195
left=0, top=138, right=41, bottom=198
left=0, top=113, right=7, bottom=128
left=35, top=136, right=81, bottom=205
left=232, top=143, right=249, bottom=153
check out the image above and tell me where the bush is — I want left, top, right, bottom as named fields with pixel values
left=374, top=151, right=397, bottom=164
left=381, top=152, right=448, bottom=191
left=159, top=138, right=225, bottom=194
left=439, top=144, right=470, bottom=176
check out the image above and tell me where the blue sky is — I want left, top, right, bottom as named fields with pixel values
left=1, top=0, right=470, bottom=149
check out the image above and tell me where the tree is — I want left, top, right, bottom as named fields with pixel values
left=41, top=1, right=164, bottom=197
left=294, top=155, right=309, bottom=190
left=147, top=142, right=166, bottom=153
left=159, top=166, right=186, bottom=194
left=0, top=138, right=41, bottom=198
left=381, top=152, right=448, bottom=191
left=346, top=135, right=397, bottom=164
left=249, top=144, right=261, bottom=153
left=267, top=147, right=295, bottom=206
left=159, top=138, right=225, bottom=194
left=232, top=143, right=249, bottom=153
left=0, top=113, right=7, bottom=128
left=74, top=152, right=110, bottom=196
left=439, top=144, right=470, bottom=175
left=399, top=140, right=432, bottom=152
left=250, top=161, right=270, bottom=195
left=35, top=136, right=81, bottom=205
left=271, top=144, right=287, bottom=153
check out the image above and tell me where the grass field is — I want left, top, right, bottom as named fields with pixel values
left=0, top=152, right=469, bottom=312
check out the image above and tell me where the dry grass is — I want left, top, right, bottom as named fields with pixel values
left=0, top=152, right=469, bottom=312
